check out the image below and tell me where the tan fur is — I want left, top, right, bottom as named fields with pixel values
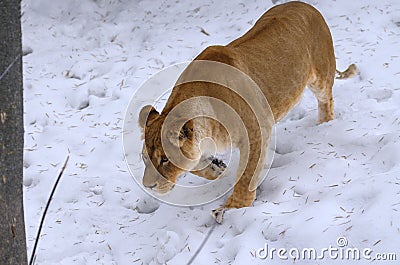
left=139, top=2, right=354, bottom=217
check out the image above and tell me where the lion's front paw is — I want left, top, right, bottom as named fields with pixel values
left=211, top=207, right=226, bottom=224
left=211, top=157, right=227, bottom=173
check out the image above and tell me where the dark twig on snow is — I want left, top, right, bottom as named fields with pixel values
left=200, top=27, right=210, bottom=36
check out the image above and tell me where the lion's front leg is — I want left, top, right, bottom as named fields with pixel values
left=212, top=186, right=256, bottom=224
left=212, top=132, right=269, bottom=224
left=212, top=187, right=256, bottom=224
left=212, top=175, right=257, bottom=224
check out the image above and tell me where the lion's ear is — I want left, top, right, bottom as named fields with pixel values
left=139, top=105, right=159, bottom=128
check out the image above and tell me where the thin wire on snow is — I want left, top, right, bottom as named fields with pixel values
left=186, top=221, right=218, bottom=265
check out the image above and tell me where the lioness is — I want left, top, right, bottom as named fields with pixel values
left=138, top=1, right=356, bottom=223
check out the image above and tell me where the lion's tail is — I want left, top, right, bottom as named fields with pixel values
left=335, top=63, right=358, bottom=80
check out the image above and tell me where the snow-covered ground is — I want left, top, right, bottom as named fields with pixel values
left=22, top=0, right=400, bottom=264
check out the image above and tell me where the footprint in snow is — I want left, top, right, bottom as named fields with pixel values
left=89, top=185, right=103, bottom=195
left=367, top=88, right=393, bottom=103
left=136, top=197, right=160, bottom=214
left=155, top=230, right=180, bottom=264
left=77, top=99, right=89, bottom=110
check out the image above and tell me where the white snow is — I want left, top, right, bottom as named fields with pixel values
left=22, top=0, right=400, bottom=264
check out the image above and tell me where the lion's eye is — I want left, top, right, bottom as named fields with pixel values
left=160, top=157, right=168, bottom=165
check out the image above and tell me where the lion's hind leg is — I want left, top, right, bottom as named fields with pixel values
left=309, top=73, right=335, bottom=124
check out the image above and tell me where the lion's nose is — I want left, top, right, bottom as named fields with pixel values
left=144, top=183, right=157, bottom=189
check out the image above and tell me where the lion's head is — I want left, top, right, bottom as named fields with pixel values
left=138, top=105, right=200, bottom=194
